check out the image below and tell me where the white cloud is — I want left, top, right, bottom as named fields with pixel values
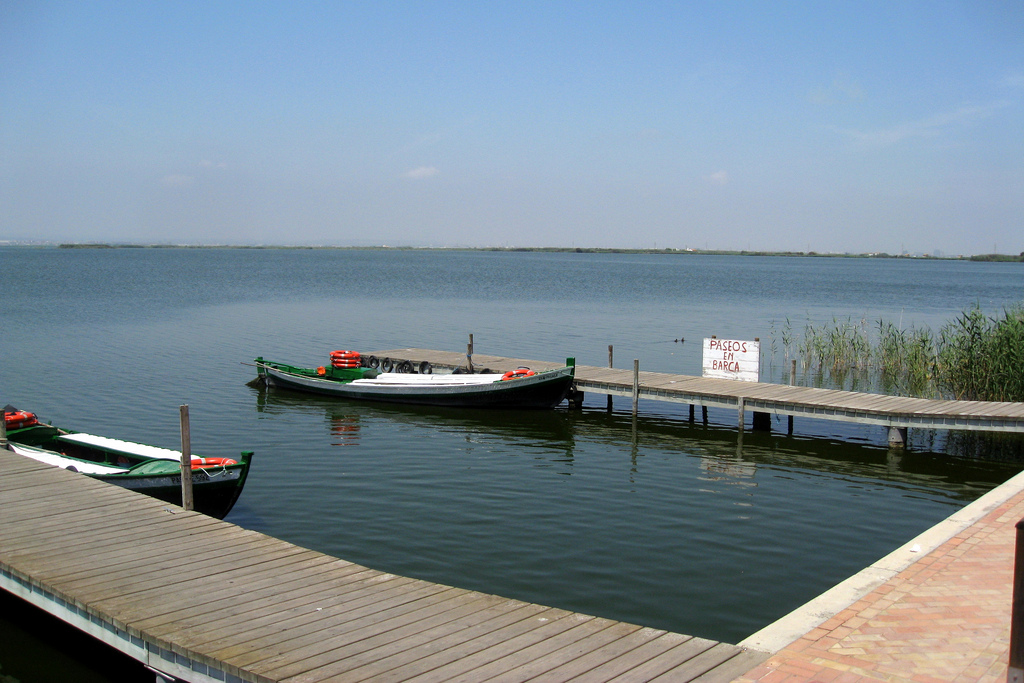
left=809, top=74, right=866, bottom=105
left=709, top=170, right=729, bottom=185
left=161, top=174, right=194, bottom=187
left=1000, top=71, right=1024, bottom=89
left=831, top=102, right=1009, bottom=147
left=404, top=166, right=439, bottom=179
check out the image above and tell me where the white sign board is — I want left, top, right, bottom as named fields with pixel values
left=702, top=338, right=760, bottom=382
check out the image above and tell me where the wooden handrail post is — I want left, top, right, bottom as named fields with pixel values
left=467, top=333, right=474, bottom=373
left=632, top=359, right=639, bottom=415
left=607, top=345, right=614, bottom=411
left=1010, top=518, right=1024, bottom=682
left=179, top=405, right=194, bottom=512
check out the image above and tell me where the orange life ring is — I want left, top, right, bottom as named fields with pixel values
left=330, top=350, right=360, bottom=359
left=3, top=410, right=39, bottom=429
left=191, top=457, right=238, bottom=469
left=500, top=368, right=535, bottom=380
left=331, top=360, right=360, bottom=368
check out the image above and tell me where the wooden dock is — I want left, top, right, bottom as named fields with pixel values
left=0, top=447, right=768, bottom=683
left=369, top=348, right=1024, bottom=442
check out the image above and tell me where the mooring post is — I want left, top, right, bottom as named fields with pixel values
left=179, top=405, right=194, bottom=512
left=737, top=396, right=746, bottom=432
left=0, top=415, right=7, bottom=450
left=467, top=333, right=474, bottom=373
left=632, top=359, right=639, bottom=415
left=607, top=345, right=614, bottom=411
left=1010, top=518, right=1024, bottom=683
left=888, top=426, right=908, bottom=448
left=788, top=359, right=796, bottom=434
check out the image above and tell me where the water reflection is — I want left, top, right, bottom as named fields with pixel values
left=251, top=385, right=1010, bottom=502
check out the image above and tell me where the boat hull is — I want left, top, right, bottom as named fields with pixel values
left=91, top=467, right=248, bottom=518
left=260, top=364, right=575, bottom=409
left=6, top=431, right=252, bottom=520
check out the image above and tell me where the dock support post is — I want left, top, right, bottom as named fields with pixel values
left=1010, top=518, right=1024, bottom=683
left=689, top=404, right=695, bottom=422
left=632, top=359, right=639, bottom=415
left=737, top=397, right=745, bottom=432
left=888, top=426, right=908, bottom=448
left=567, top=387, right=585, bottom=409
left=788, top=359, right=796, bottom=434
left=702, top=406, right=708, bottom=425
left=607, top=345, right=613, bottom=412
left=467, top=333, right=474, bottom=373
left=179, top=405, right=194, bottom=512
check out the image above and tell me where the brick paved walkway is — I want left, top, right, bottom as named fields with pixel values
left=733, top=472, right=1024, bottom=683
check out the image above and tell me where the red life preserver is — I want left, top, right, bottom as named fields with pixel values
left=330, top=350, right=361, bottom=368
left=191, top=457, right=238, bottom=469
left=3, top=410, right=39, bottom=430
left=500, top=368, right=535, bottom=381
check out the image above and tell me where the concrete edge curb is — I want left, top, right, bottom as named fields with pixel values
left=738, top=466, right=1024, bottom=653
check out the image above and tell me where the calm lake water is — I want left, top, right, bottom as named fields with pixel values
left=2, top=247, right=1023, bottom=680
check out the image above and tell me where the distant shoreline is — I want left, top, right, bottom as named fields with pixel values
left=1, top=242, right=1020, bottom=262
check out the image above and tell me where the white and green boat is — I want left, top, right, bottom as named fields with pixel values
left=4, top=409, right=252, bottom=519
left=252, top=353, right=576, bottom=409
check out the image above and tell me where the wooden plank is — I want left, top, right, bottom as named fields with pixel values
left=314, top=602, right=557, bottom=683
left=516, top=625, right=669, bottom=683
left=183, top=573, right=427, bottom=654
left=600, top=635, right=720, bottom=682
left=201, top=589, right=505, bottom=670
left=226, top=579, right=460, bottom=668
left=11, top=521, right=252, bottom=580
left=247, top=589, right=509, bottom=680
left=460, top=618, right=644, bottom=683
left=63, top=536, right=309, bottom=604
left=548, top=632, right=697, bottom=683
left=134, top=558, right=369, bottom=632
left=347, top=610, right=591, bottom=683
left=647, top=641, right=751, bottom=681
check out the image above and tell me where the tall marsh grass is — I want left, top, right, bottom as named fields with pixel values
left=772, top=305, right=1024, bottom=402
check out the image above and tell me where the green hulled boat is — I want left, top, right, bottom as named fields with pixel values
left=4, top=408, right=252, bottom=519
left=252, top=352, right=575, bottom=409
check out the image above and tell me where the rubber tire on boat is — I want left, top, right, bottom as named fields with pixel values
left=418, top=361, right=431, bottom=374
left=396, top=360, right=414, bottom=373
left=380, top=357, right=394, bottom=372
left=364, top=355, right=379, bottom=369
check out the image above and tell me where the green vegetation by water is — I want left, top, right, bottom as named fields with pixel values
left=775, top=305, right=1024, bottom=402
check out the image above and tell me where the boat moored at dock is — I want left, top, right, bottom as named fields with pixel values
left=3, top=408, right=252, bottom=519
left=252, top=351, right=576, bottom=409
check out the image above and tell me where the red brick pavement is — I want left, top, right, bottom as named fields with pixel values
left=733, top=482, right=1024, bottom=683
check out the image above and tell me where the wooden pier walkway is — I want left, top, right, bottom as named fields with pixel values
left=0, top=447, right=768, bottom=683
left=370, top=349, right=1024, bottom=439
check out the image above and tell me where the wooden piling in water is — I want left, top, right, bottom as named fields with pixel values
left=607, top=344, right=614, bottom=411
left=632, top=359, right=639, bottom=414
left=178, top=404, right=194, bottom=512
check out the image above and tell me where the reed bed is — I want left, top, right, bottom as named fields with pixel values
left=771, top=305, right=1024, bottom=402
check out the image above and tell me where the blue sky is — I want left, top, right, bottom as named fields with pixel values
left=2, top=2, right=1021, bottom=254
